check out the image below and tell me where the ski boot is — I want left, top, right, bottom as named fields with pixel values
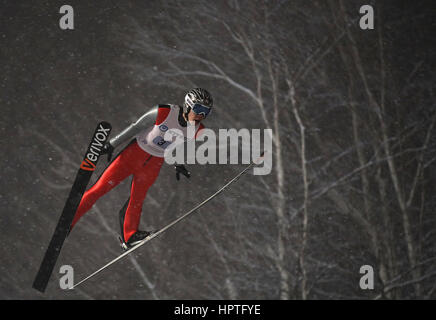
left=118, top=230, right=153, bottom=251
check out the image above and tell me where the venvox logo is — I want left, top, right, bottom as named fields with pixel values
left=80, top=158, right=96, bottom=171
left=80, top=123, right=111, bottom=171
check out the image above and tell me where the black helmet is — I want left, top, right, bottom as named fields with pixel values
left=184, top=88, right=213, bottom=110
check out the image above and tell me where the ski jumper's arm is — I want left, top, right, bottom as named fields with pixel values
left=195, top=123, right=205, bottom=139
left=109, top=106, right=158, bottom=149
left=175, top=123, right=206, bottom=180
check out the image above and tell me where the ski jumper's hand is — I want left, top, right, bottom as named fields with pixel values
left=101, top=142, right=114, bottom=162
left=175, top=165, right=190, bottom=180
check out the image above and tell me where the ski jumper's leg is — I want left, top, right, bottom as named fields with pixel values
left=122, top=155, right=164, bottom=242
left=71, top=141, right=141, bottom=229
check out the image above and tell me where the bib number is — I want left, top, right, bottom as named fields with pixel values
left=152, top=136, right=171, bottom=149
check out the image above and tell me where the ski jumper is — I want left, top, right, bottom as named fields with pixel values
left=71, top=104, right=204, bottom=242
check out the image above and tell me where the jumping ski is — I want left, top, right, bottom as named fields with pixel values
left=33, top=121, right=112, bottom=293
left=70, top=152, right=266, bottom=290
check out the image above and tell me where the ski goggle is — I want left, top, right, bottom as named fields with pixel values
left=191, top=103, right=211, bottom=118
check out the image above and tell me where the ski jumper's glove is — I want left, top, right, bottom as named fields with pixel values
left=175, top=164, right=190, bottom=180
left=101, top=142, right=114, bottom=162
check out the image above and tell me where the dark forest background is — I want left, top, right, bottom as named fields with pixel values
left=1, top=0, right=435, bottom=299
